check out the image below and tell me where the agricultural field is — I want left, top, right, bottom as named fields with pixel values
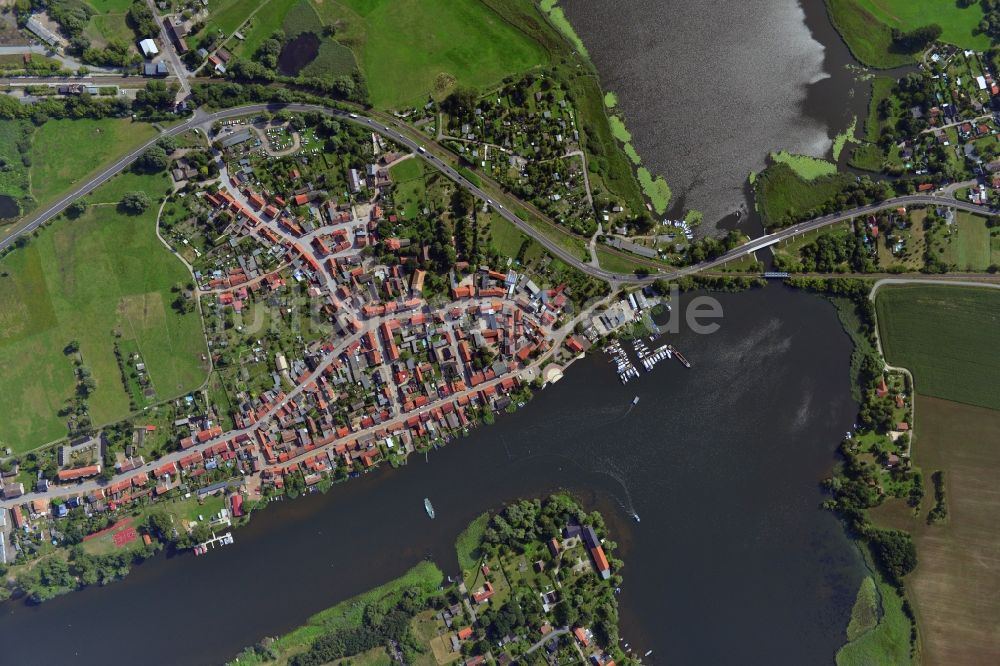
left=29, top=118, right=158, bottom=207
left=875, top=285, right=1000, bottom=410
left=309, top=0, right=547, bottom=108
left=0, top=171, right=208, bottom=453
left=870, top=396, right=1000, bottom=666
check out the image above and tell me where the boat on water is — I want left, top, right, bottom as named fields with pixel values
left=633, top=512, right=640, bottom=523
left=644, top=650, right=653, bottom=657
left=424, top=497, right=435, bottom=519
left=632, top=396, right=640, bottom=406
left=668, top=345, right=691, bottom=368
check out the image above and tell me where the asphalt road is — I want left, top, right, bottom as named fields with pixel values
left=3, top=102, right=997, bottom=287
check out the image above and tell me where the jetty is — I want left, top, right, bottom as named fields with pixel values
left=193, top=531, right=234, bottom=556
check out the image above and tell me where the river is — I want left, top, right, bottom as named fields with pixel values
left=560, top=0, right=869, bottom=228
left=0, top=286, right=865, bottom=665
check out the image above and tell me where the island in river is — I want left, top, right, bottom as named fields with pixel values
left=227, top=494, right=628, bottom=666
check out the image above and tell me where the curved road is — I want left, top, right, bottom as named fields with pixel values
left=4, top=103, right=998, bottom=287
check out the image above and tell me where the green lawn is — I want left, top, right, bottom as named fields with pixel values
left=0, top=171, right=208, bottom=453
left=596, top=245, right=648, bottom=274
left=934, top=212, right=995, bottom=271
left=233, top=0, right=303, bottom=58
left=455, top=511, right=490, bottom=573
left=853, top=0, right=989, bottom=51
left=201, top=0, right=264, bottom=41
left=389, top=158, right=425, bottom=219
left=30, top=118, right=158, bottom=207
left=84, top=13, right=133, bottom=48
left=310, top=0, right=547, bottom=108
left=875, top=285, right=1000, bottom=410
left=825, top=0, right=915, bottom=69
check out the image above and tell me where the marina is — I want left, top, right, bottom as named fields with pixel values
left=606, top=337, right=693, bottom=382
left=193, top=532, right=235, bottom=556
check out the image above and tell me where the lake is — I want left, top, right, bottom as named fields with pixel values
left=0, top=286, right=866, bottom=665
left=560, top=0, right=869, bottom=228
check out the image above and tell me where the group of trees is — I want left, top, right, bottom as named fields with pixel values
left=119, top=191, right=151, bottom=214
left=891, top=24, right=943, bottom=53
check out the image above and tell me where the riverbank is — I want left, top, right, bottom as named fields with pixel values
left=227, top=494, right=630, bottom=666
left=0, top=286, right=866, bottom=665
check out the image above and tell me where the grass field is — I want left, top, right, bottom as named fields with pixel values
left=0, top=171, right=207, bottom=453
left=870, top=396, right=1000, bottom=665
left=389, top=157, right=425, bottom=219
left=836, top=568, right=913, bottom=666
left=309, top=0, right=547, bottom=108
left=853, top=0, right=989, bottom=51
left=201, top=0, right=263, bottom=41
left=825, top=0, right=915, bottom=68
left=875, top=285, right=1000, bottom=410
left=227, top=561, right=444, bottom=665
left=454, top=511, right=489, bottom=573
left=29, top=118, right=158, bottom=207
left=769, top=150, right=838, bottom=179
left=927, top=211, right=997, bottom=271
left=596, top=245, right=647, bottom=274
left=233, top=0, right=301, bottom=58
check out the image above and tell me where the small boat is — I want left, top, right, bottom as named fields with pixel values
left=644, top=650, right=653, bottom=657
left=424, top=497, right=435, bottom=519
left=632, top=396, right=640, bottom=406
left=633, top=512, right=640, bottom=523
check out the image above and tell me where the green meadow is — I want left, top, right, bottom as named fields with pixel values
left=0, top=171, right=208, bottom=453
left=30, top=118, right=158, bottom=206
left=310, top=0, right=547, bottom=108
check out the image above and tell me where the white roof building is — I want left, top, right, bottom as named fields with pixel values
left=139, top=38, right=159, bottom=58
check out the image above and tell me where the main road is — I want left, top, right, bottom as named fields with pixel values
left=3, top=102, right=997, bottom=286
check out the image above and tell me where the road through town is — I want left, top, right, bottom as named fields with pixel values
left=4, top=102, right=997, bottom=285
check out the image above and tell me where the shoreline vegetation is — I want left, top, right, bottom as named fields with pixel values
left=787, top=277, right=919, bottom=664
left=538, top=1, right=673, bottom=216
left=227, top=494, right=631, bottom=666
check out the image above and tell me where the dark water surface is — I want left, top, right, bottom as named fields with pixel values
left=0, top=194, right=19, bottom=219
left=278, top=32, right=320, bottom=76
left=561, top=0, right=868, bottom=227
left=0, top=287, right=865, bottom=665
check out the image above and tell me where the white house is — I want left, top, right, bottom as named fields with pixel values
left=139, top=38, right=159, bottom=58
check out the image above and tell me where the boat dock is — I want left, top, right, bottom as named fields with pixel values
left=606, top=340, right=639, bottom=384
left=193, top=531, right=234, bottom=556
